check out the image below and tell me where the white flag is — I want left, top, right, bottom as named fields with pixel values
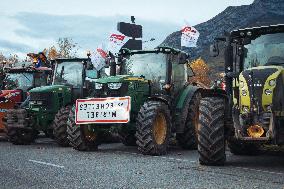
left=91, top=47, right=108, bottom=71
left=181, top=25, right=200, bottom=48
left=107, top=31, right=128, bottom=54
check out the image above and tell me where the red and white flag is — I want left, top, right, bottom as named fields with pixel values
left=181, top=25, right=200, bottom=48
left=107, top=31, right=128, bottom=54
left=91, top=46, right=108, bottom=71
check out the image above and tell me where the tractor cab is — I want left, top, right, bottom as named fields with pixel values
left=51, top=58, right=97, bottom=101
left=94, top=47, right=192, bottom=99
left=2, top=65, right=52, bottom=101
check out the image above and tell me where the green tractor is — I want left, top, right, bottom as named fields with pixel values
left=198, top=24, right=284, bottom=165
left=67, top=47, right=202, bottom=155
left=5, top=57, right=98, bottom=145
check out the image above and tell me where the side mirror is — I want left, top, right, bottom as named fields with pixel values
left=210, top=43, right=219, bottom=57
left=178, top=53, right=189, bottom=64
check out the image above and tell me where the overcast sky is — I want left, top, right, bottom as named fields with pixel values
left=0, top=0, right=254, bottom=58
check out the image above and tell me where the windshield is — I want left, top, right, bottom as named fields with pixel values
left=122, top=53, right=167, bottom=82
left=53, top=61, right=83, bottom=87
left=244, top=33, right=284, bottom=69
left=3, top=73, right=33, bottom=91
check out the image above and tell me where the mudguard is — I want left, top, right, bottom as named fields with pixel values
left=175, top=85, right=200, bottom=133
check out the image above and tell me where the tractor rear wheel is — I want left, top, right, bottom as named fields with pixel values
left=136, top=101, right=171, bottom=155
left=198, top=97, right=226, bottom=166
left=52, top=106, right=71, bottom=147
left=177, top=92, right=201, bottom=150
left=67, top=108, right=98, bottom=151
left=228, top=140, right=261, bottom=155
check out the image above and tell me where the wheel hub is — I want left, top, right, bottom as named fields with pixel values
left=153, top=113, right=167, bottom=145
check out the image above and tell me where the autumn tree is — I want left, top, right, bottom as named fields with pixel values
left=188, top=58, right=211, bottom=87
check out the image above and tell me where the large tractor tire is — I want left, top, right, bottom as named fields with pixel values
left=228, top=141, right=261, bottom=155
left=177, top=92, right=201, bottom=150
left=198, top=97, right=226, bottom=166
left=67, top=108, right=98, bottom=151
left=136, top=101, right=171, bottom=155
left=52, top=106, right=71, bottom=147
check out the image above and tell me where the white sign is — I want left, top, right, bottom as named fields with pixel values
left=107, top=32, right=128, bottom=54
left=91, top=47, right=108, bottom=71
left=75, top=96, right=131, bottom=124
left=181, top=25, right=200, bottom=47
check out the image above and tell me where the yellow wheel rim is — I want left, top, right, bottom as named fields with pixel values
left=153, top=113, right=167, bottom=145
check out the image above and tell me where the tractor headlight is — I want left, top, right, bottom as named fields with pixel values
left=269, top=79, right=276, bottom=87
left=265, top=89, right=273, bottom=95
left=239, top=81, right=245, bottom=88
left=95, top=83, right=103, bottom=90
left=241, top=90, right=247, bottom=96
left=108, top=83, right=122, bottom=90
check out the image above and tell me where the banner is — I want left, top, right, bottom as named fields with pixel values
left=91, top=47, right=108, bottom=71
left=75, top=96, right=131, bottom=124
left=107, top=32, right=128, bottom=54
left=181, top=25, right=200, bottom=48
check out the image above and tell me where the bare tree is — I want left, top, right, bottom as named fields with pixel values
left=57, top=38, right=78, bottom=58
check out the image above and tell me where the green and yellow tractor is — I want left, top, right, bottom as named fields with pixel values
left=5, top=57, right=98, bottom=145
left=197, top=24, right=284, bottom=165
left=67, top=47, right=202, bottom=155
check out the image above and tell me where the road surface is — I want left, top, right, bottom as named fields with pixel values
left=0, top=138, right=284, bottom=189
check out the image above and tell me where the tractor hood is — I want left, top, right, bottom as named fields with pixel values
left=239, top=65, right=284, bottom=114
left=29, top=85, right=71, bottom=93
left=95, top=75, right=147, bottom=84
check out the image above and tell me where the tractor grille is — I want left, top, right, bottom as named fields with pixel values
left=95, top=83, right=128, bottom=97
left=242, top=68, right=277, bottom=112
left=30, top=92, right=53, bottom=109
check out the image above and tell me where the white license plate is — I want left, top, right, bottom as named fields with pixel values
left=75, top=96, right=131, bottom=124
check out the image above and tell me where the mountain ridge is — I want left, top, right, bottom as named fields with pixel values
left=161, top=0, right=284, bottom=74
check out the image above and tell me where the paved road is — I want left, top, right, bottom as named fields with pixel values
left=0, top=138, right=284, bottom=189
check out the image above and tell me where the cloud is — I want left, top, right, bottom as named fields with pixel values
left=0, top=39, right=33, bottom=53
left=0, top=12, right=179, bottom=57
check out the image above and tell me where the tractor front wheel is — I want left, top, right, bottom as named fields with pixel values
left=136, top=101, right=171, bottom=155
left=198, top=97, right=226, bottom=166
left=52, top=106, right=71, bottom=147
left=67, top=108, right=98, bottom=151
